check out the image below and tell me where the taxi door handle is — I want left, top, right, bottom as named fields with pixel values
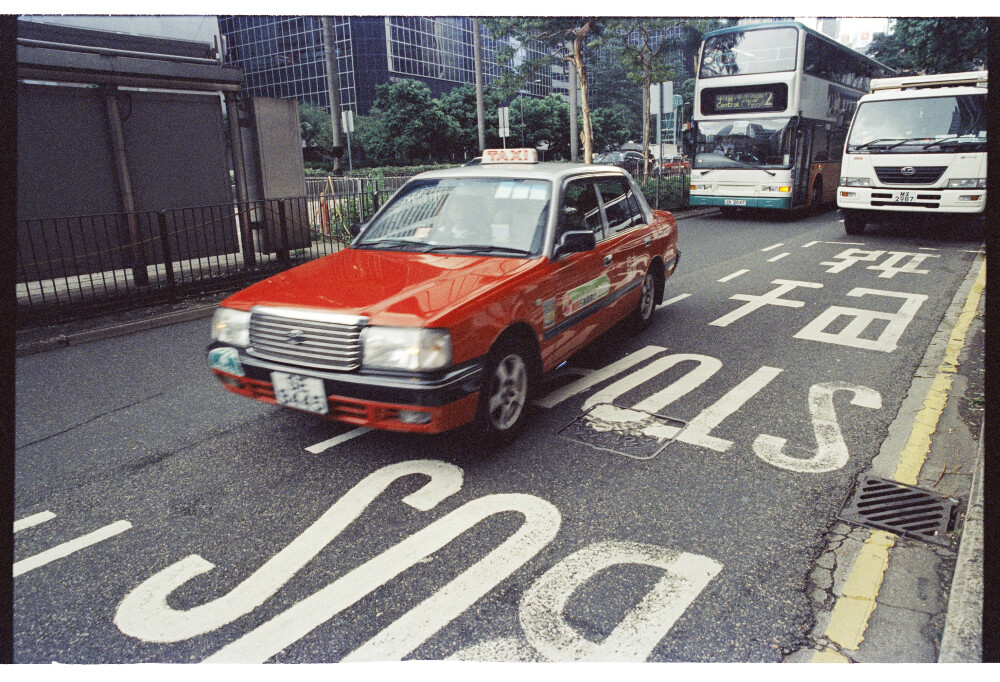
left=604, top=254, right=613, bottom=267
left=644, top=236, right=652, bottom=247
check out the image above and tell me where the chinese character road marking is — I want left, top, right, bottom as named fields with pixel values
left=867, top=251, right=940, bottom=278
left=821, top=249, right=885, bottom=273
left=794, top=288, right=927, bottom=352
left=710, top=279, right=823, bottom=327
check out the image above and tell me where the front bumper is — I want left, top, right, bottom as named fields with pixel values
left=208, top=343, right=483, bottom=433
left=837, top=187, right=986, bottom=214
left=689, top=194, right=792, bottom=209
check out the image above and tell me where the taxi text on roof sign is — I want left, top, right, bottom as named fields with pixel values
left=483, top=148, right=538, bottom=164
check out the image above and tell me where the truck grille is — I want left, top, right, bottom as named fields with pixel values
left=874, top=166, right=946, bottom=185
left=248, top=306, right=366, bottom=372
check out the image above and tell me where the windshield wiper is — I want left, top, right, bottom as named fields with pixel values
left=355, top=238, right=432, bottom=251
left=921, top=136, right=985, bottom=149
left=426, top=244, right=533, bottom=256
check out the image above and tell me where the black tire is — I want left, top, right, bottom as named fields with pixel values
left=628, top=267, right=659, bottom=333
left=810, top=181, right=823, bottom=212
left=844, top=211, right=866, bottom=235
left=719, top=206, right=738, bottom=217
left=473, top=336, right=535, bottom=443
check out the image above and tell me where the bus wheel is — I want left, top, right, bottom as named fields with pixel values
left=844, top=211, right=866, bottom=235
left=810, top=181, right=823, bottom=212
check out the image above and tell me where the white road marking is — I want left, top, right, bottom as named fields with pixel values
left=305, top=427, right=372, bottom=453
left=823, top=241, right=865, bottom=246
left=919, top=247, right=940, bottom=251
left=14, top=511, right=56, bottom=533
left=14, top=521, right=132, bottom=577
left=662, top=293, right=691, bottom=306
left=710, top=279, right=822, bottom=327
left=718, top=269, right=749, bottom=283
left=867, top=251, right=940, bottom=278
left=585, top=353, right=721, bottom=416
left=802, top=241, right=819, bottom=248
left=753, top=382, right=882, bottom=473
left=534, top=345, right=664, bottom=409
left=767, top=252, right=790, bottom=262
left=115, top=460, right=463, bottom=643
left=794, top=288, right=927, bottom=352
left=761, top=242, right=784, bottom=252
left=683, top=366, right=784, bottom=441
left=518, top=541, right=722, bottom=661
left=206, top=493, right=561, bottom=663
left=960, top=249, right=986, bottom=254
left=821, top=248, right=885, bottom=273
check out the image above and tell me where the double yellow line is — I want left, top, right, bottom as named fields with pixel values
left=812, top=257, right=985, bottom=663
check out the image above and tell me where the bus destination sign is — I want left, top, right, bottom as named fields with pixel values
left=701, top=83, right=788, bottom=115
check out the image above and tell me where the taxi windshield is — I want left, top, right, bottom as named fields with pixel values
left=356, top=177, right=552, bottom=256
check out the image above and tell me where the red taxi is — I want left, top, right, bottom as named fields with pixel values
left=208, top=149, right=680, bottom=442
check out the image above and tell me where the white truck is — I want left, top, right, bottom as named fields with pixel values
left=837, top=71, right=987, bottom=235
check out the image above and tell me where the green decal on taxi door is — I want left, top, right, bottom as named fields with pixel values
left=562, top=274, right=612, bottom=316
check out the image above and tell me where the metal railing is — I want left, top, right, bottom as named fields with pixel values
left=16, top=175, right=414, bottom=326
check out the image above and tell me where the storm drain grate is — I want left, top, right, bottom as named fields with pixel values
left=837, top=474, right=960, bottom=546
left=557, top=402, right=687, bottom=460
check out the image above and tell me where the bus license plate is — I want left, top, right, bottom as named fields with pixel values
left=723, top=199, right=747, bottom=206
left=271, top=372, right=329, bottom=414
left=894, top=191, right=915, bottom=203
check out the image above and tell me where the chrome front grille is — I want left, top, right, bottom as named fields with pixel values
left=248, top=306, right=366, bottom=372
left=874, top=166, right=946, bottom=185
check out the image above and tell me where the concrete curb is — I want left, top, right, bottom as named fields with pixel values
left=938, top=421, right=984, bottom=662
left=15, top=304, right=218, bottom=357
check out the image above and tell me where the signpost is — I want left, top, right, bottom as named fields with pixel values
left=498, top=107, right=510, bottom=148
left=341, top=110, right=354, bottom=172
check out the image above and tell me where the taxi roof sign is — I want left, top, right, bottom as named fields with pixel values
left=482, top=148, right=538, bottom=164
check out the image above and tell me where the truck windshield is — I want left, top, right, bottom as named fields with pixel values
left=700, top=27, right=798, bottom=78
left=356, top=178, right=551, bottom=256
left=693, top=118, right=794, bottom=169
left=846, top=94, right=987, bottom=153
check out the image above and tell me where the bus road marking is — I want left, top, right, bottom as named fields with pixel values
left=14, top=520, right=132, bottom=577
left=761, top=243, right=784, bottom=252
left=14, top=511, right=56, bottom=533
left=802, top=241, right=819, bottom=248
left=767, top=252, right=790, bottom=263
left=718, top=269, right=749, bottom=283
left=306, top=427, right=372, bottom=453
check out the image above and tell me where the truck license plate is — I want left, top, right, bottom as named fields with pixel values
left=271, top=372, right=329, bottom=414
left=894, top=191, right=915, bottom=203
left=723, top=199, right=747, bottom=206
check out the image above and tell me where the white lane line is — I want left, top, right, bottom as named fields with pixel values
left=718, top=269, right=749, bottom=283
left=918, top=247, right=940, bottom=251
left=14, top=511, right=56, bottom=533
left=802, top=241, right=819, bottom=248
left=306, top=427, right=372, bottom=453
left=767, top=252, right=790, bottom=263
left=662, top=293, right=691, bottom=306
left=761, top=242, right=784, bottom=252
left=14, top=520, right=132, bottom=577
left=960, top=250, right=985, bottom=254
left=823, top=241, right=865, bottom=246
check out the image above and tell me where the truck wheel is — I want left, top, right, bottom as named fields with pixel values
left=474, top=336, right=534, bottom=443
left=844, top=211, right=866, bottom=235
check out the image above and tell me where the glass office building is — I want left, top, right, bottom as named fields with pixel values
left=218, top=16, right=554, bottom=116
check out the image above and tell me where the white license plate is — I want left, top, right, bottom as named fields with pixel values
left=723, top=199, right=747, bottom=206
left=893, top=191, right=915, bottom=203
left=271, top=372, right=329, bottom=414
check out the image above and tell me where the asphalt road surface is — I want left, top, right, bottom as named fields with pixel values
left=13, top=207, right=984, bottom=662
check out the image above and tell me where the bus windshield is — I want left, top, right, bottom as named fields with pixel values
left=846, top=94, right=987, bottom=152
left=700, top=27, right=798, bottom=79
left=693, top=118, right=794, bottom=170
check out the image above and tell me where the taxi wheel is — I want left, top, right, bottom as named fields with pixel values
left=475, top=337, right=534, bottom=442
left=628, top=268, right=658, bottom=333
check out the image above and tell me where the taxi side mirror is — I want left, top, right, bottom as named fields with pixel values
left=554, top=230, right=597, bottom=259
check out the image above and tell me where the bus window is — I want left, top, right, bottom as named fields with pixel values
left=700, top=27, right=798, bottom=78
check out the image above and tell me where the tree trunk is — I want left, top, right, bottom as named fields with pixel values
left=573, top=21, right=595, bottom=163
left=642, top=73, right=652, bottom=181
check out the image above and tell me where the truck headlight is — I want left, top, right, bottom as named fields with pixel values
left=362, top=327, right=451, bottom=371
left=840, top=177, right=871, bottom=187
left=211, top=308, right=250, bottom=347
left=947, top=178, right=986, bottom=189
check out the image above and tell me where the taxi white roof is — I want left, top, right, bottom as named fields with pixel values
left=412, top=162, right=633, bottom=183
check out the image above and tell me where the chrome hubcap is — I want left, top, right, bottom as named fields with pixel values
left=640, top=273, right=655, bottom=319
left=488, top=353, right=527, bottom=430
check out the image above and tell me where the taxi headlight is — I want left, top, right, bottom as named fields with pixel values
left=211, top=308, right=250, bottom=347
left=362, top=327, right=452, bottom=371
left=840, top=177, right=872, bottom=187
left=947, top=178, right=985, bottom=189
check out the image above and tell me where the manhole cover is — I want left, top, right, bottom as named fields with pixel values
left=557, top=402, right=687, bottom=460
left=837, top=474, right=959, bottom=546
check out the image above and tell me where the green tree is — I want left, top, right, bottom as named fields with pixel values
left=482, top=17, right=606, bottom=162
left=439, top=82, right=506, bottom=158
left=867, top=18, right=988, bottom=75
left=299, top=101, right=335, bottom=164
left=589, top=106, right=633, bottom=152
left=358, top=80, right=462, bottom=165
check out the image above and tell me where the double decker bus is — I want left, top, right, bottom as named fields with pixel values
left=689, top=22, right=893, bottom=213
